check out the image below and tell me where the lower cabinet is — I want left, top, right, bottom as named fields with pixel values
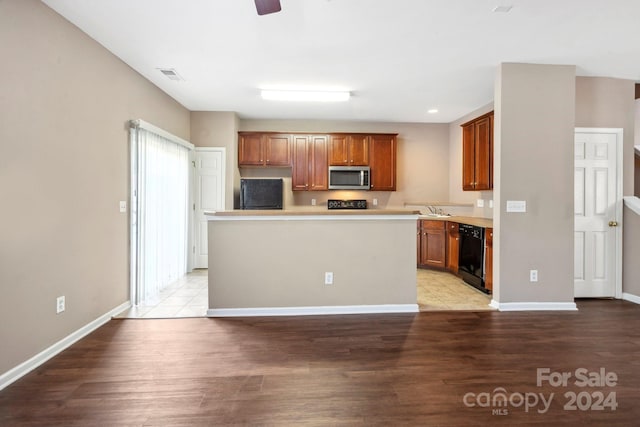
left=446, top=222, right=459, bottom=274
left=484, top=227, right=493, bottom=292
left=417, top=220, right=446, bottom=269
left=418, top=220, right=491, bottom=284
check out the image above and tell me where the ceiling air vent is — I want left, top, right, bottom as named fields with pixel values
left=158, top=68, right=184, bottom=81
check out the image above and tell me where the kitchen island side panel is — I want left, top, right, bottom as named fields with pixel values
left=207, top=218, right=417, bottom=310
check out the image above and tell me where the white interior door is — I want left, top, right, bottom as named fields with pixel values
left=194, top=148, right=225, bottom=269
left=574, top=129, right=621, bottom=298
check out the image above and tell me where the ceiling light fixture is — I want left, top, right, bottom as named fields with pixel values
left=261, top=89, right=350, bottom=102
left=427, top=109, right=439, bottom=114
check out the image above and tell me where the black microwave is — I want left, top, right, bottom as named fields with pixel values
left=328, top=166, right=370, bottom=190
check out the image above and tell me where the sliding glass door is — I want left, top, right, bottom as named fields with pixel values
left=129, top=120, right=193, bottom=305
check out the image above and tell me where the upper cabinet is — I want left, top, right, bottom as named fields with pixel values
left=329, top=134, right=369, bottom=166
left=461, top=111, right=493, bottom=191
left=291, top=134, right=329, bottom=191
left=239, top=131, right=396, bottom=192
left=238, top=132, right=291, bottom=167
left=369, top=134, right=397, bottom=191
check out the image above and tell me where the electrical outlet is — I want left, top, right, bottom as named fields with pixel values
left=324, top=272, right=334, bottom=285
left=56, top=296, right=65, bottom=314
left=530, top=270, right=538, bottom=282
left=373, top=198, right=378, bottom=206
left=311, top=198, right=316, bottom=206
left=477, top=199, right=485, bottom=208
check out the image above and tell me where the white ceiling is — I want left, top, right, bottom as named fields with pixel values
left=42, top=0, right=640, bottom=123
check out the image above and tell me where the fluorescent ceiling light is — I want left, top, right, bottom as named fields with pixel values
left=261, top=89, right=350, bottom=102
left=427, top=108, right=439, bottom=114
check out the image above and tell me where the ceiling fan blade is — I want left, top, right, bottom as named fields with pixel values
left=255, top=0, right=281, bottom=15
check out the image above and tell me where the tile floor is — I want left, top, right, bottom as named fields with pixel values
left=116, top=268, right=493, bottom=318
left=115, top=269, right=208, bottom=318
left=417, top=268, right=494, bottom=311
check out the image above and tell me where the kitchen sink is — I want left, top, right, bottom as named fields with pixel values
left=422, top=212, right=451, bottom=218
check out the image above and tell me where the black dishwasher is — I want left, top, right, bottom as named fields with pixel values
left=458, top=224, right=488, bottom=293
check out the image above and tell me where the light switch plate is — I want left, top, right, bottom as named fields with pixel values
left=324, top=272, right=333, bottom=285
left=477, top=199, right=484, bottom=208
left=489, top=200, right=494, bottom=209
left=119, top=201, right=127, bottom=213
left=506, top=200, right=526, bottom=213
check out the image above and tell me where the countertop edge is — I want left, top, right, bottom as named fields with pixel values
left=204, top=210, right=492, bottom=227
left=418, top=215, right=493, bottom=228
left=207, top=209, right=420, bottom=217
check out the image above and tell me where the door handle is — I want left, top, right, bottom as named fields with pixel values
left=608, top=221, right=618, bottom=227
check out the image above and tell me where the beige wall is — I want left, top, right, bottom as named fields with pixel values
left=190, top=112, right=240, bottom=209
left=575, top=77, right=636, bottom=196
left=0, top=0, right=190, bottom=376
left=636, top=153, right=640, bottom=197
left=208, top=218, right=417, bottom=308
left=494, top=63, right=576, bottom=304
left=448, top=103, right=494, bottom=218
left=238, top=120, right=450, bottom=210
left=635, top=98, right=640, bottom=197
left=623, top=203, right=640, bottom=296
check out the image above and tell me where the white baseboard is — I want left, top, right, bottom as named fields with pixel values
left=490, top=301, right=578, bottom=311
left=0, top=301, right=131, bottom=391
left=207, top=304, right=419, bottom=317
left=622, top=292, right=640, bottom=305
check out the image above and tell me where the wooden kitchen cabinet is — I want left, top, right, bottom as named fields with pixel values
left=369, top=134, right=397, bottom=191
left=484, top=227, right=493, bottom=292
left=461, top=111, right=493, bottom=191
left=238, top=133, right=264, bottom=166
left=418, top=220, right=446, bottom=269
left=238, top=131, right=396, bottom=192
left=417, top=220, right=424, bottom=267
left=329, top=134, right=369, bottom=166
left=238, top=132, right=291, bottom=167
left=446, top=222, right=459, bottom=274
left=292, top=134, right=329, bottom=191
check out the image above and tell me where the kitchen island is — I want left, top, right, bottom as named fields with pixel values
left=205, top=209, right=420, bottom=316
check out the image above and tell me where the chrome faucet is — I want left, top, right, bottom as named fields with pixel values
left=426, top=205, right=446, bottom=216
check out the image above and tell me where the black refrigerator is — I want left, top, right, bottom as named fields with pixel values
left=240, top=178, right=284, bottom=210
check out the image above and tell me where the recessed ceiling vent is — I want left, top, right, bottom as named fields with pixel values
left=158, top=68, right=184, bottom=81
left=492, top=5, right=513, bottom=13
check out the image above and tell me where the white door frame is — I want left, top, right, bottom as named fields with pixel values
left=575, top=127, right=623, bottom=299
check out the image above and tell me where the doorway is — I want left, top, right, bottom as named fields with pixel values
left=574, top=128, right=623, bottom=298
left=193, top=148, right=226, bottom=269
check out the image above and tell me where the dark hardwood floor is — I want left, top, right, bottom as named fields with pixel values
left=2, top=300, right=640, bottom=426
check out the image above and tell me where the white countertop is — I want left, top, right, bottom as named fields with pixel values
left=205, top=209, right=421, bottom=221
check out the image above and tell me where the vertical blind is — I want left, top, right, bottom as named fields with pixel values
left=130, top=121, right=192, bottom=305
